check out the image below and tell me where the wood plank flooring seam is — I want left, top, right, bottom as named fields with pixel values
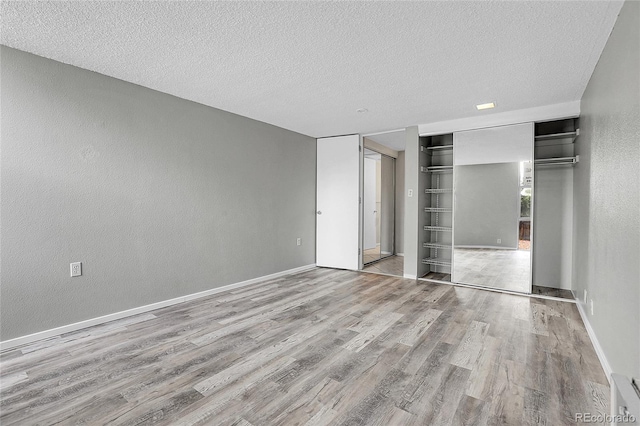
left=0, top=268, right=609, bottom=425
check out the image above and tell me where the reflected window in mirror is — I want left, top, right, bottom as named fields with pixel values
left=519, top=161, right=532, bottom=251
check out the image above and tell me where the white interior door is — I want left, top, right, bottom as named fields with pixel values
left=316, top=135, right=360, bottom=270
left=363, top=157, right=377, bottom=250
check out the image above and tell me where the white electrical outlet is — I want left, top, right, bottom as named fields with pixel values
left=296, top=238, right=301, bottom=246
left=497, top=238, right=501, bottom=244
left=70, top=262, right=82, bottom=277
left=590, top=299, right=594, bottom=315
left=408, top=189, right=413, bottom=197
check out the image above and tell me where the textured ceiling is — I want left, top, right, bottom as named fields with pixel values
left=0, top=1, right=623, bottom=138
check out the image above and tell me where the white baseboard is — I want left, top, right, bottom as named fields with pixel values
left=404, top=273, right=417, bottom=279
left=572, top=290, right=613, bottom=384
left=396, top=253, right=404, bottom=257
left=0, top=264, right=316, bottom=352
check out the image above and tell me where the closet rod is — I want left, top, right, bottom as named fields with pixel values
left=534, top=156, right=578, bottom=166
left=421, top=145, right=454, bottom=152
left=421, top=165, right=453, bottom=173
left=534, top=130, right=579, bottom=142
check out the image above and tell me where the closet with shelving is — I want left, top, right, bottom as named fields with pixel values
left=535, top=118, right=579, bottom=166
left=406, top=118, right=578, bottom=296
left=419, top=133, right=453, bottom=279
left=531, top=118, right=578, bottom=295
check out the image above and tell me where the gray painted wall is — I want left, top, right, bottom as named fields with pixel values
left=0, top=47, right=317, bottom=341
left=574, top=0, right=639, bottom=380
left=532, top=168, right=573, bottom=290
left=454, top=163, right=520, bottom=249
left=395, top=151, right=405, bottom=254
left=403, top=127, right=420, bottom=278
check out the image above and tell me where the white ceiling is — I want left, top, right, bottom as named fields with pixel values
left=1, top=1, right=623, bottom=139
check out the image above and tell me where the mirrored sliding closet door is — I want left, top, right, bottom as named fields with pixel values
left=363, top=149, right=395, bottom=265
left=452, top=123, right=534, bottom=293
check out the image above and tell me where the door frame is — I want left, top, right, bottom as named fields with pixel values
left=358, top=135, right=364, bottom=270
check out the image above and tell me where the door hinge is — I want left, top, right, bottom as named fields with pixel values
left=359, top=196, right=362, bottom=204
left=358, top=248, right=361, bottom=255
left=359, top=146, right=362, bottom=152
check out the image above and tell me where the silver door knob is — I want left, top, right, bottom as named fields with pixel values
left=317, top=211, right=322, bottom=215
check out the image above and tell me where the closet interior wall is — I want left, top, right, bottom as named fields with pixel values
left=532, top=118, right=579, bottom=291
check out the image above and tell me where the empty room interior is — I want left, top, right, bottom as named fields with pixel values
left=1, top=1, right=639, bottom=425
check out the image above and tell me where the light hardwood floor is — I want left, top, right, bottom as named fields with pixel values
left=453, top=248, right=531, bottom=292
left=363, top=247, right=383, bottom=264
left=532, top=285, right=575, bottom=300
left=363, top=255, right=403, bottom=277
left=0, top=268, right=608, bottom=425
left=423, top=271, right=452, bottom=282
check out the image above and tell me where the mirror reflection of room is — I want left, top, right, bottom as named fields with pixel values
left=361, top=136, right=405, bottom=277
left=363, top=149, right=382, bottom=263
left=453, top=162, right=531, bottom=291
left=363, top=149, right=395, bottom=264
left=452, top=123, right=533, bottom=293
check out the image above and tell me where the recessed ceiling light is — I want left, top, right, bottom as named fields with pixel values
left=356, top=108, right=368, bottom=113
left=476, top=102, right=496, bottom=110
